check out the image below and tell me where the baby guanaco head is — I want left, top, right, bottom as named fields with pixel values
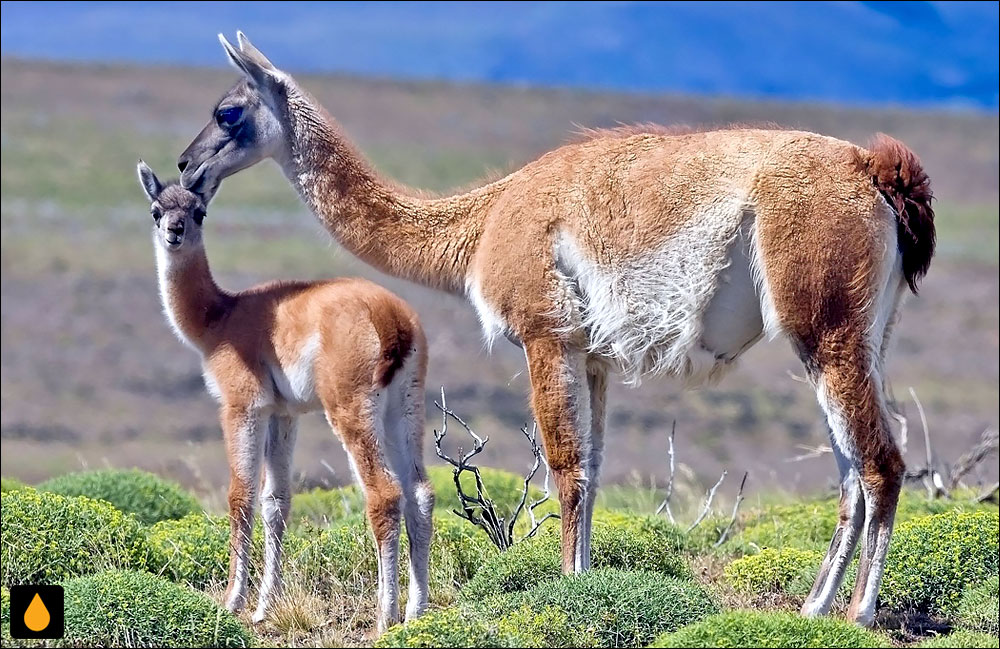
left=137, top=160, right=212, bottom=252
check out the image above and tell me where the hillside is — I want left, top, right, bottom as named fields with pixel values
left=0, top=1, right=997, bottom=108
left=0, top=58, right=997, bottom=500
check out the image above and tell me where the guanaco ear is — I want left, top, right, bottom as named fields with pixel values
left=136, top=160, right=162, bottom=203
left=219, top=32, right=280, bottom=90
left=236, top=31, right=277, bottom=71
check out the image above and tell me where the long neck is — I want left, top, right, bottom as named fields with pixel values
left=154, top=241, right=228, bottom=353
left=276, top=84, right=498, bottom=294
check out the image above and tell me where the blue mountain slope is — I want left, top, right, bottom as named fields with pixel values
left=0, top=0, right=996, bottom=109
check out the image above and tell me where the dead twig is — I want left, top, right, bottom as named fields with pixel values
left=714, top=471, right=749, bottom=547
left=786, top=444, right=832, bottom=463
left=948, top=429, right=999, bottom=491
left=687, top=470, right=727, bottom=533
left=433, top=388, right=558, bottom=551
left=654, top=421, right=677, bottom=523
left=976, top=482, right=999, bottom=505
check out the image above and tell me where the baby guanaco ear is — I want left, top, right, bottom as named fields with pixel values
left=137, top=160, right=163, bottom=203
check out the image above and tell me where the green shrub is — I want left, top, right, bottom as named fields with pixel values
left=734, top=492, right=993, bottom=552
left=513, top=569, right=716, bottom=648
left=38, top=469, right=201, bottom=526
left=914, top=631, right=1000, bottom=648
left=1, top=586, right=10, bottom=646
left=738, top=500, right=840, bottom=551
left=61, top=570, right=251, bottom=647
left=723, top=547, right=824, bottom=598
left=375, top=607, right=508, bottom=648
left=147, top=514, right=236, bottom=587
left=289, top=485, right=365, bottom=527
left=651, top=611, right=888, bottom=648
left=0, top=478, right=28, bottom=494
left=956, top=575, right=999, bottom=634
left=493, top=605, right=598, bottom=647
left=286, top=512, right=495, bottom=604
left=1, top=489, right=150, bottom=586
left=881, top=511, right=999, bottom=615
left=431, top=514, right=497, bottom=586
left=461, top=515, right=690, bottom=601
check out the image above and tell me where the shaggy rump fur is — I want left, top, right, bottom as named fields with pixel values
left=854, top=133, right=936, bottom=293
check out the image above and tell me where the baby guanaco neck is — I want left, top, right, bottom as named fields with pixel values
left=154, top=237, right=231, bottom=354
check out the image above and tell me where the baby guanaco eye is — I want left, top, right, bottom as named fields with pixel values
left=192, top=208, right=206, bottom=225
left=215, top=106, right=244, bottom=127
left=151, top=207, right=162, bottom=224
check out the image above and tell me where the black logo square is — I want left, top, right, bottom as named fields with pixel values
left=9, top=585, right=65, bottom=639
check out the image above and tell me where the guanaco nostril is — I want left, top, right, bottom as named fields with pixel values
left=177, top=159, right=189, bottom=173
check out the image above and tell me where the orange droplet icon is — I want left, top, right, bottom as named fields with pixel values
left=24, top=592, right=50, bottom=632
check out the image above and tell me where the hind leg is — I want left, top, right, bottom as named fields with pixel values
left=327, top=401, right=403, bottom=634
left=580, top=360, right=608, bottom=568
left=801, top=413, right=865, bottom=616
left=253, top=414, right=297, bottom=623
left=385, top=366, right=433, bottom=621
left=523, top=336, right=592, bottom=573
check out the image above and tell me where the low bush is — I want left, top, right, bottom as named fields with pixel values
left=38, top=469, right=201, bottom=526
left=513, top=568, right=717, bottom=648
left=1, top=489, right=150, bottom=586
left=430, top=514, right=497, bottom=587
left=737, top=500, right=840, bottom=551
left=955, top=575, right=999, bottom=634
left=375, top=607, right=507, bottom=648
left=914, top=631, right=1000, bottom=648
left=0, top=478, right=27, bottom=493
left=460, top=514, right=690, bottom=601
left=880, top=511, right=999, bottom=615
left=147, top=514, right=237, bottom=588
left=1, top=586, right=10, bottom=646
left=493, top=604, right=598, bottom=647
left=723, top=547, right=824, bottom=598
left=375, top=604, right=597, bottom=648
left=735, top=491, right=993, bottom=552
left=289, top=485, right=365, bottom=528
left=650, top=610, right=889, bottom=648
left=61, top=570, right=251, bottom=647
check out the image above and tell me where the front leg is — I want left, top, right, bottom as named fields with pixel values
left=221, top=404, right=267, bottom=613
left=524, top=336, right=592, bottom=573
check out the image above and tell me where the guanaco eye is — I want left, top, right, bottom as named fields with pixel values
left=215, top=106, right=244, bottom=127
left=151, top=207, right=162, bottom=224
left=192, top=208, right=206, bottom=225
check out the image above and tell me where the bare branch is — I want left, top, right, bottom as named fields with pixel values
left=432, top=388, right=558, bottom=551
left=976, top=482, right=999, bottom=505
left=714, top=471, right=749, bottom=548
left=885, top=382, right=908, bottom=455
left=948, top=429, right=999, bottom=490
left=910, top=387, right=932, bottom=469
left=786, top=444, right=832, bottom=463
left=687, top=470, right=727, bottom=533
left=654, top=421, right=677, bottom=524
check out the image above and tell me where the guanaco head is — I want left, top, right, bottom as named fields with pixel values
left=137, top=161, right=211, bottom=252
left=177, top=32, right=288, bottom=196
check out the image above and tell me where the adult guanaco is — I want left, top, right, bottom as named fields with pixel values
left=137, top=161, right=433, bottom=631
left=177, top=34, right=935, bottom=626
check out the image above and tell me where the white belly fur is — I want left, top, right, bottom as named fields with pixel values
left=554, top=203, right=765, bottom=386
